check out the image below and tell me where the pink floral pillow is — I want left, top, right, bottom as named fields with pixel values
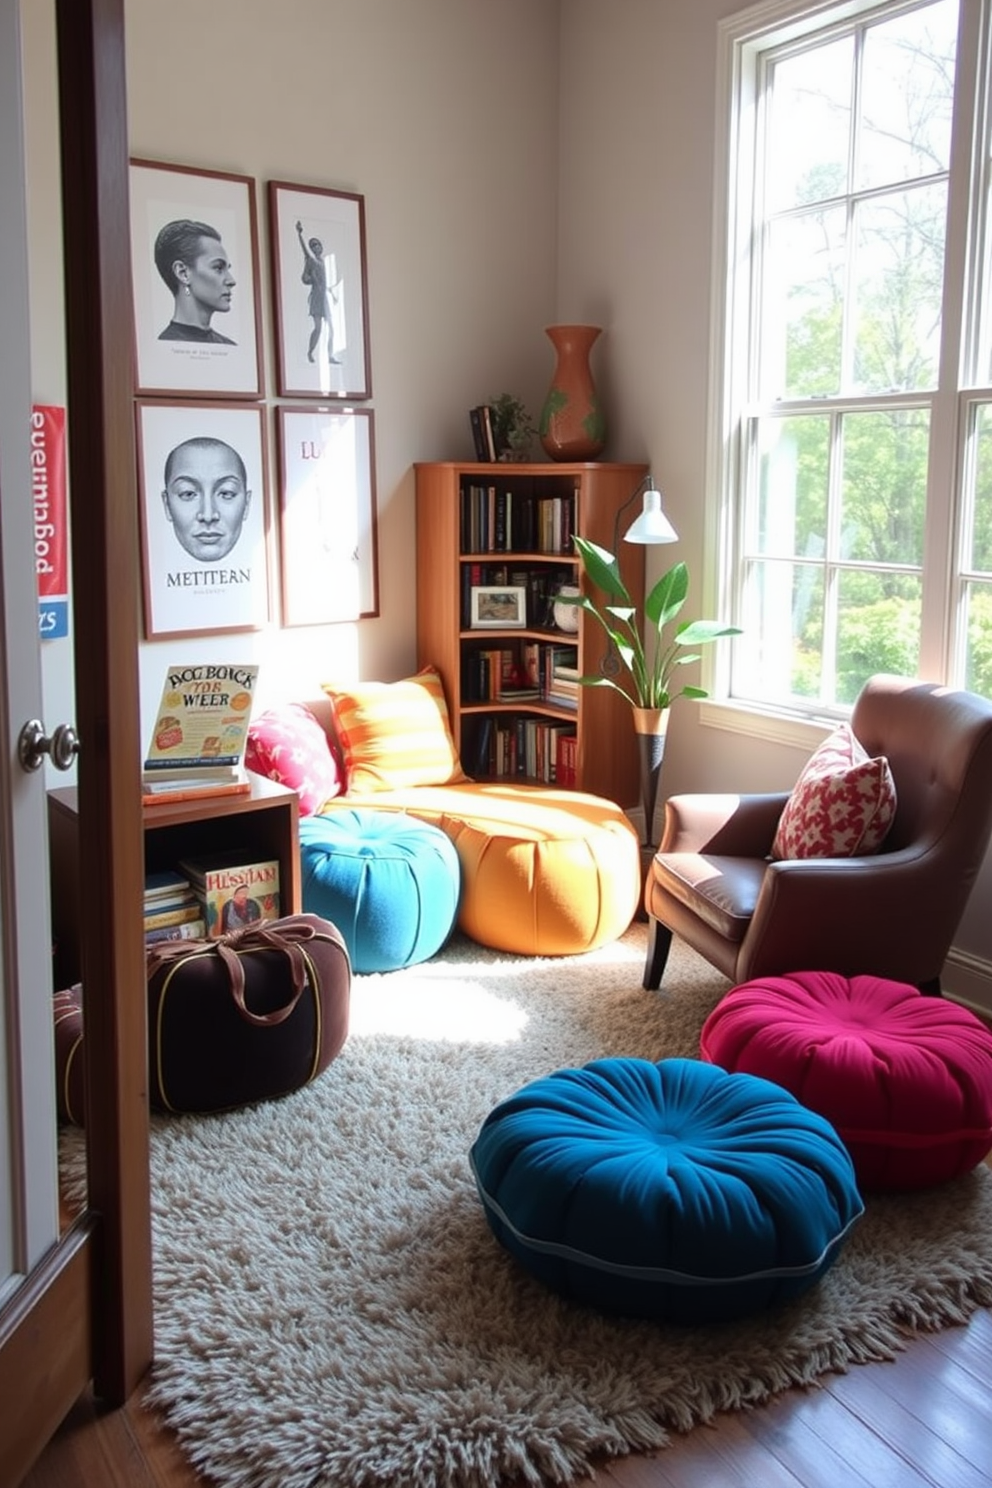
left=771, top=722, right=897, bottom=860
left=245, top=703, right=344, bottom=816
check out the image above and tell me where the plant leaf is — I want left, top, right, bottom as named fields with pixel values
left=645, top=562, right=689, bottom=632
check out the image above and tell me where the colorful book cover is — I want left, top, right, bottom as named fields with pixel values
left=179, top=854, right=280, bottom=939
left=142, top=663, right=259, bottom=780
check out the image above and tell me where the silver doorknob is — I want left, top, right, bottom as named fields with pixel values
left=18, top=719, right=80, bottom=772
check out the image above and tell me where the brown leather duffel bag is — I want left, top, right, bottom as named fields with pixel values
left=146, top=913, right=350, bottom=1113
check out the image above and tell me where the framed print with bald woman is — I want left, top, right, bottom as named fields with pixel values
left=136, top=400, right=271, bottom=639
left=129, top=159, right=264, bottom=398
left=268, top=180, right=372, bottom=400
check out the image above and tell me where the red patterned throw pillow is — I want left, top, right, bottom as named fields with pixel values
left=245, top=703, right=344, bottom=817
left=771, top=722, right=897, bottom=860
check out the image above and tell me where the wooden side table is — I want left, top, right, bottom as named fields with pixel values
left=48, top=773, right=300, bottom=987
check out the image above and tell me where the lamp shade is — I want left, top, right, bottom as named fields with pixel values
left=623, top=486, right=678, bottom=545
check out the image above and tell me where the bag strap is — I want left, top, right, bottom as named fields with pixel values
left=147, top=918, right=319, bottom=1027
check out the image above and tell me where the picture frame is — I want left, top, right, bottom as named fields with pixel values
left=276, top=406, right=379, bottom=626
left=136, top=399, right=271, bottom=639
left=129, top=158, right=264, bottom=399
left=470, top=585, right=527, bottom=629
left=268, top=180, right=372, bottom=400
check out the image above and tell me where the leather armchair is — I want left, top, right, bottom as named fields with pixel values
left=643, top=675, right=992, bottom=994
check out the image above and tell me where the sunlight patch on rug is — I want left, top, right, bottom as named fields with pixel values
left=58, top=924, right=992, bottom=1488
left=349, top=971, right=530, bottom=1044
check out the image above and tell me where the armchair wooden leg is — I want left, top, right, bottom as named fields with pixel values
left=643, top=917, right=673, bottom=991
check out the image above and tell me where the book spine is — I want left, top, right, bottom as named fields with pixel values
left=142, top=778, right=251, bottom=806
left=469, top=407, right=490, bottom=462
left=144, top=918, right=207, bottom=944
left=481, top=405, right=498, bottom=462
left=144, top=902, right=203, bottom=931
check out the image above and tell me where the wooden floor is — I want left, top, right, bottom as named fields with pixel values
left=22, top=1296, right=992, bottom=1488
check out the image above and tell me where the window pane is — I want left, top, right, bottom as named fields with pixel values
left=840, top=409, right=928, bottom=563
left=739, top=559, right=823, bottom=701
left=964, top=582, right=992, bottom=693
left=836, top=570, right=921, bottom=703
left=852, top=184, right=947, bottom=393
left=765, top=207, right=846, bottom=398
left=968, top=403, right=992, bottom=572
left=766, top=37, right=852, bottom=212
left=755, top=415, right=829, bottom=558
left=858, top=2, right=958, bottom=192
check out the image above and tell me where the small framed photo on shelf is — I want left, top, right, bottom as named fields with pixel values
left=128, top=159, right=264, bottom=398
left=135, top=399, right=271, bottom=640
left=470, top=585, right=527, bottom=629
left=268, top=180, right=372, bottom=400
left=276, top=405, right=379, bottom=626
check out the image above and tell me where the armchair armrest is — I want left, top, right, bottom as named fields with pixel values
left=740, top=843, right=948, bottom=985
left=660, top=793, right=789, bottom=856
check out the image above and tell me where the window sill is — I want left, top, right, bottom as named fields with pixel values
left=697, top=698, right=841, bottom=752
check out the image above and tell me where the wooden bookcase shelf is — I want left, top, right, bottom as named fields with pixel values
left=48, top=772, right=301, bottom=987
left=415, top=460, right=647, bottom=808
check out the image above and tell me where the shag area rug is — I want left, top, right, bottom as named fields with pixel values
left=60, top=926, right=992, bottom=1488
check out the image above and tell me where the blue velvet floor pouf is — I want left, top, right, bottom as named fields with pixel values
left=470, top=1056, right=863, bottom=1325
left=300, top=808, right=460, bottom=973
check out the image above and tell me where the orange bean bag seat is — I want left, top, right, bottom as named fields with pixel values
left=316, top=783, right=641, bottom=956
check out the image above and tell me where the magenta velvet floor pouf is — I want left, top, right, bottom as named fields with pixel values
left=700, top=971, right=992, bottom=1191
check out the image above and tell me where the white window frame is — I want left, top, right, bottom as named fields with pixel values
left=703, top=0, right=992, bottom=740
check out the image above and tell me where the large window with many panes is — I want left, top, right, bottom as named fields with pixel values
left=712, top=0, right=992, bottom=716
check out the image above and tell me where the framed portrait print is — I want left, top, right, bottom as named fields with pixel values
left=129, top=159, right=264, bottom=398
left=268, top=180, right=372, bottom=400
left=277, top=406, right=379, bottom=626
left=136, top=400, right=271, bottom=639
left=470, top=586, right=527, bottom=629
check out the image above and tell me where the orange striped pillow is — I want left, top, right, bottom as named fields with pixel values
left=322, top=667, right=468, bottom=793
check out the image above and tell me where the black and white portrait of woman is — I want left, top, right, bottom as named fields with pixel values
left=154, top=220, right=237, bottom=345
left=137, top=400, right=270, bottom=639
left=129, top=159, right=263, bottom=398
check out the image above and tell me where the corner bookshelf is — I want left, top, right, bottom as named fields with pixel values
left=414, top=460, right=647, bottom=808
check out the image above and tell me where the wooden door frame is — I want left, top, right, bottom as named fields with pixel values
left=0, top=1, right=152, bottom=1479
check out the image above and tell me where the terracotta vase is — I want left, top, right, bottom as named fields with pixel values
left=539, top=324, right=606, bottom=462
left=632, top=707, right=669, bottom=849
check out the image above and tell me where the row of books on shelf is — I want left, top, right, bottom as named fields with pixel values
left=460, top=483, right=576, bottom=556
left=469, top=717, right=578, bottom=786
left=460, top=562, right=576, bottom=632
left=143, top=851, right=280, bottom=945
left=462, top=642, right=581, bottom=710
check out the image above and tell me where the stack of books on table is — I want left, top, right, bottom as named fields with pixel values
left=143, top=870, right=206, bottom=944
left=177, top=851, right=281, bottom=940
left=141, top=662, right=259, bottom=806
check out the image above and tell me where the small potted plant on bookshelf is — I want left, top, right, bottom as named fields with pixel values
left=490, top=393, right=536, bottom=462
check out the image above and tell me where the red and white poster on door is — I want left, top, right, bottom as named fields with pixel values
left=31, top=404, right=69, bottom=639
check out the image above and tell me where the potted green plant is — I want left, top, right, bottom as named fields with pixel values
left=557, top=537, right=740, bottom=845
left=489, top=393, right=536, bottom=462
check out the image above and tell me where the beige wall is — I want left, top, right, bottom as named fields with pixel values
left=24, top=0, right=561, bottom=731
left=19, top=0, right=992, bottom=1007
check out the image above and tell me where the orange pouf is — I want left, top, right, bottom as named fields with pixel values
left=317, top=783, right=641, bottom=956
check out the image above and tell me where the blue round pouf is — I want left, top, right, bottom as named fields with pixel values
left=470, top=1056, right=863, bottom=1324
left=299, top=809, right=460, bottom=973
